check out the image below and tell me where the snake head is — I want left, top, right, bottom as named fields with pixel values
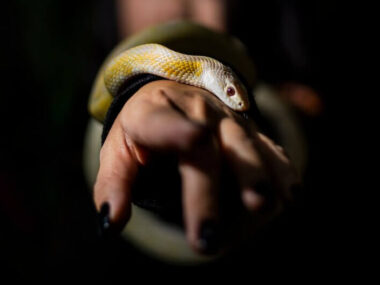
left=222, top=71, right=250, bottom=111
left=201, top=66, right=250, bottom=111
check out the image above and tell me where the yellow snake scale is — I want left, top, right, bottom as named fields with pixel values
left=104, top=43, right=250, bottom=111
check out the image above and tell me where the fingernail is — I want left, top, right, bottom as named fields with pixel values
left=198, top=221, right=220, bottom=255
left=98, top=202, right=112, bottom=239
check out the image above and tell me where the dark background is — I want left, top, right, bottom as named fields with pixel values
left=1, top=0, right=356, bottom=282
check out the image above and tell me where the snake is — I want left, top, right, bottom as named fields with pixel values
left=103, top=43, right=250, bottom=111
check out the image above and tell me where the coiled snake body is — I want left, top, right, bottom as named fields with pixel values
left=104, top=43, right=250, bottom=111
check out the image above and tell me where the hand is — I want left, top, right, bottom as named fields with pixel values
left=93, top=80, right=299, bottom=254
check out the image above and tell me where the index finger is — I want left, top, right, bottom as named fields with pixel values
left=94, top=117, right=138, bottom=233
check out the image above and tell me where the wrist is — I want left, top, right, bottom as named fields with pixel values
left=101, top=74, right=163, bottom=144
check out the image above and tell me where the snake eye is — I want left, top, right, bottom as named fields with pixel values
left=227, top=86, right=235, bottom=96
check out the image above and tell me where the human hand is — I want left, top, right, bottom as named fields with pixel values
left=93, top=80, right=299, bottom=254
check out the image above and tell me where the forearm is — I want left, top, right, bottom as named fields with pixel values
left=116, top=0, right=226, bottom=37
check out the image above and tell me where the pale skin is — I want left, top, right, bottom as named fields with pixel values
left=94, top=0, right=299, bottom=254
left=94, top=80, right=299, bottom=253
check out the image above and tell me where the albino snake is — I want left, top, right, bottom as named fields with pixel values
left=104, top=43, right=250, bottom=111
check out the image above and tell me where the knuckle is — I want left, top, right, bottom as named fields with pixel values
left=241, top=140, right=265, bottom=170
left=151, top=88, right=171, bottom=105
left=192, top=94, right=212, bottom=121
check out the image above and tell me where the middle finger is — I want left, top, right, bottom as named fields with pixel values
left=179, top=133, right=221, bottom=255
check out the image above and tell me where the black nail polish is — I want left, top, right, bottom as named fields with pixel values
left=198, top=221, right=220, bottom=255
left=98, top=202, right=111, bottom=238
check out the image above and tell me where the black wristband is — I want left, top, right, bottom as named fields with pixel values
left=101, top=73, right=271, bottom=145
left=101, top=74, right=163, bottom=145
